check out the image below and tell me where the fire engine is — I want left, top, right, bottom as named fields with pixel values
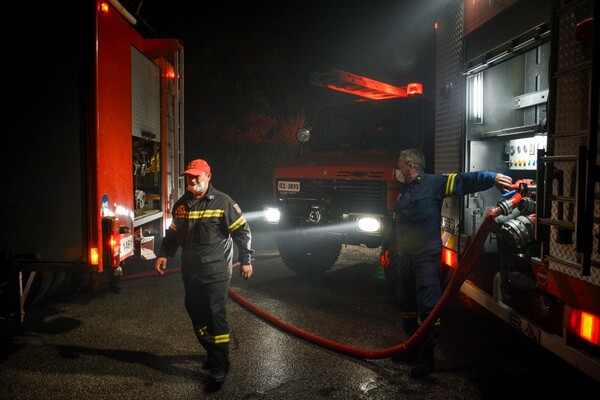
left=264, top=0, right=599, bottom=383
left=0, top=0, right=185, bottom=322
left=263, top=69, right=434, bottom=274
left=430, top=0, right=598, bottom=382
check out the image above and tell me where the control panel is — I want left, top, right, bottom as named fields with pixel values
left=506, top=135, right=547, bottom=170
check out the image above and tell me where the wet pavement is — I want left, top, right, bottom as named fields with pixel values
left=1, top=221, right=598, bottom=399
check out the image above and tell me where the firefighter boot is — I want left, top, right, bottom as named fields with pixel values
left=391, top=346, right=419, bottom=363
left=108, top=267, right=122, bottom=294
left=392, top=317, right=419, bottom=363
left=410, top=344, right=435, bottom=378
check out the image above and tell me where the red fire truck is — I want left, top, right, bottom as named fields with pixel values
left=0, top=0, right=185, bottom=321
left=264, top=0, right=598, bottom=382
left=431, top=0, right=599, bottom=382
left=263, top=69, right=434, bottom=274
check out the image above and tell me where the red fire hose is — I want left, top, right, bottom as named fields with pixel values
left=229, top=192, right=523, bottom=359
left=119, top=192, right=522, bottom=359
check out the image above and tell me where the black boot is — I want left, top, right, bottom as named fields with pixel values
left=108, top=267, right=123, bottom=293
left=391, top=345, right=419, bottom=363
left=394, top=317, right=419, bottom=363
left=410, top=345, right=434, bottom=378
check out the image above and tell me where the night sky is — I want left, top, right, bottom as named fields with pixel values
left=139, top=1, right=446, bottom=135
left=142, top=1, right=440, bottom=85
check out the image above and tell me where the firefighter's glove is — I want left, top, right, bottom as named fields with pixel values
left=380, top=249, right=391, bottom=267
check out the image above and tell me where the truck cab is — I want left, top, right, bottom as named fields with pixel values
left=264, top=91, right=434, bottom=274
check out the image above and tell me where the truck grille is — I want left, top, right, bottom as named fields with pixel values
left=278, top=179, right=387, bottom=214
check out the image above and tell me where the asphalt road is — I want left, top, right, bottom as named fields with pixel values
left=1, top=222, right=598, bottom=399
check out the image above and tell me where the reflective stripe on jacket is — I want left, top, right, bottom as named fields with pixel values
left=394, top=171, right=497, bottom=256
left=159, top=184, right=254, bottom=265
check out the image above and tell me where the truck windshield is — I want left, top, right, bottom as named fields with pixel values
left=307, top=97, right=431, bottom=153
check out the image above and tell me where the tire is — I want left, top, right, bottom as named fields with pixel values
left=43, top=271, right=68, bottom=301
left=25, top=271, right=54, bottom=307
left=277, top=229, right=341, bottom=274
left=25, top=271, right=69, bottom=307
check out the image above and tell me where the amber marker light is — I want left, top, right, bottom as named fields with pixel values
left=90, top=247, right=99, bottom=265
left=166, top=65, right=176, bottom=79
left=407, top=83, right=423, bottom=95
left=442, top=247, right=458, bottom=269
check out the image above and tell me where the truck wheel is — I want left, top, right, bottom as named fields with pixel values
left=278, top=232, right=341, bottom=274
left=25, top=271, right=54, bottom=307
left=43, top=271, right=68, bottom=301
left=23, top=271, right=68, bottom=308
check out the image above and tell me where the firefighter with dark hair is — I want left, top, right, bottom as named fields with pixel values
left=155, top=158, right=254, bottom=390
left=381, top=148, right=512, bottom=378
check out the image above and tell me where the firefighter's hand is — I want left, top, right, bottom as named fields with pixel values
left=494, top=173, right=513, bottom=193
left=155, top=257, right=168, bottom=275
left=240, top=264, right=252, bottom=280
left=380, top=249, right=391, bottom=267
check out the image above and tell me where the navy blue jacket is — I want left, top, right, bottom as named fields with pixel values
left=393, top=171, right=498, bottom=256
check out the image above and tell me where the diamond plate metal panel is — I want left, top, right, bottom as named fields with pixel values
left=436, top=0, right=464, bottom=226
left=547, top=0, right=598, bottom=285
left=557, top=0, right=592, bottom=71
left=555, top=70, right=591, bottom=135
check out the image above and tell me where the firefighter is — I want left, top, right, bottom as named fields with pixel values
left=381, top=148, right=512, bottom=378
left=155, top=159, right=254, bottom=389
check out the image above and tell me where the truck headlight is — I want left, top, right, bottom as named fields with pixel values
left=356, top=216, right=381, bottom=233
left=263, top=207, right=281, bottom=223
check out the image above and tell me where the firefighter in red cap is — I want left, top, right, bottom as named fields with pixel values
left=381, top=148, right=512, bottom=378
left=155, top=158, right=254, bottom=389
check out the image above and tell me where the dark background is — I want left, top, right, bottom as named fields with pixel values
left=131, top=0, right=446, bottom=211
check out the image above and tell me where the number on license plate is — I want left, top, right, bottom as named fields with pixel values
left=120, top=235, right=134, bottom=258
left=278, top=181, right=300, bottom=192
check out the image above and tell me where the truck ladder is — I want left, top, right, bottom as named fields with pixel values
left=537, top=0, right=598, bottom=277
left=309, top=69, right=422, bottom=100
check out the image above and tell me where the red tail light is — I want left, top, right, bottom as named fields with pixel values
left=568, top=307, right=600, bottom=346
left=102, top=216, right=121, bottom=270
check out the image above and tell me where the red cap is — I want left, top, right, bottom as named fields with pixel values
left=182, top=159, right=211, bottom=176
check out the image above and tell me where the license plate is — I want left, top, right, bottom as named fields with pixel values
left=120, top=234, right=134, bottom=259
left=278, top=181, right=300, bottom=192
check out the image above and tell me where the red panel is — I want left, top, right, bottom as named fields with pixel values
left=546, top=268, right=600, bottom=316
left=94, top=0, right=143, bottom=270
left=463, top=0, right=519, bottom=37
left=144, top=39, right=184, bottom=59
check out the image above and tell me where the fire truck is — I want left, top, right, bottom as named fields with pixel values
left=430, top=0, right=599, bottom=382
left=0, top=0, right=185, bottom=322
left=263, top=69, right=434, bottom=274
left=264, top=0, right=598, bottom=382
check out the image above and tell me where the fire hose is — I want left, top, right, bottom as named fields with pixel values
left=229, top=190, right=525, bottom=359
left=120, top=188, right=525, bottom=360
